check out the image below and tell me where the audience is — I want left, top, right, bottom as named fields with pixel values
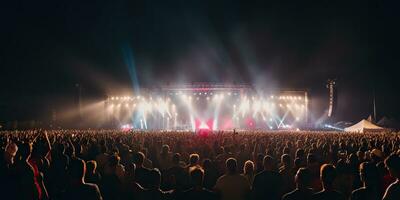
left=1, top=130, right=400, bottom=200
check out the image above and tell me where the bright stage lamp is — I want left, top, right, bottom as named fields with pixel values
left=198, top=122, right=210, bottom=130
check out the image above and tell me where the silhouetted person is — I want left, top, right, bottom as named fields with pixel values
left=252, top=155, right=283, bottom=200
left=382, top=154, right=400, bottom=200
left=101, top=155, right=123, bottom=200
left=282, top=168, right=313, bottom=200
left=61, top=157, right=103, bottom=200
left=166, top=153, right=188, bottom=190
left=178, top=167, right=218, bottom=200
left=280, top=154, right=295, bottom=194
left=312, top=164, right=345, bottom=200
left=85, top=160, right=101, bottom=185
left=15, top=142, right=39, bottom=200
left=139, top=169, right=171, bottom=200
left=121, top=163, right=144, bottom=200
left=215, top=158, right=250, bottom=200
left=46, top=143, right=69, bottom=198
left=133, top=151, right=151, bottom=188
left=203, top=159, right=219, bottom=190
left=350, top=162, right=381, bottom=200
left=242, top=160, right=255, bottom=187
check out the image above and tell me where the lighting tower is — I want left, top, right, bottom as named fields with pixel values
left=326, top=79, right=337, bottom=118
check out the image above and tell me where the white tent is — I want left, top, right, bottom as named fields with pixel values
left=344, top=119, right=384, bottom=133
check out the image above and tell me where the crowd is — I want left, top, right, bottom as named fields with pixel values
left=1, top=129, right=400, bottom=200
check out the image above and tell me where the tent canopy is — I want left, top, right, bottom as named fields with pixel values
left=344, top=119, right=384, bottom=133
left=377, top=116, right=399, bottom=128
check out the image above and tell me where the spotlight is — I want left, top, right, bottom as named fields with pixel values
left=125, top=103, right=129, bottom=108
left=296, top=117, right=300, bottom=121
left=111, top=97, right=115, bottom=100
left=206, top=97, right=210, bottom=101
left=116, top=97, right=119, bottom=100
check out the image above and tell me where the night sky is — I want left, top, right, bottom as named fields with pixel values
left=1, top=0, right=399, bottom=124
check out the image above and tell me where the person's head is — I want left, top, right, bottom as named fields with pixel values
left=243, top=160, right=254, bottom=175
left=86, top=160, right=97, bottom=174
left=124, top=163, right=136, bottom=182
left=349, top=153, right=359, bottom=165
left=148, top=169, right=161, bottom=188
left=161, top=145, right=170, bottom=154
left=385, top=154, right=400, bottom=179
left=295, top=168, right=311, bottom=189
left=100, top=144, right=108, bottom=154
left=4, top=142, right=18, bottom=164
left=371, top=149, right=383, bottom=162
left=359, top=162, right=379, bottom=186
left=296, top=148, right=305, bottom=159
left=132, top=151, right=145, bottom=166
left=240, top=144, right=245, bottom=151
left=281, top=154, right=291, bottom=167
left=263, top=155, right=275, bottom=171
left=202, top=159, right=212, bottom=169
left=307, top=154, right=317, bottom=166
left=18, top=142, right=32, bottom=159
left=294, top=158, right=301, bottom=168
left=357, top=151, right=365, bottom=161
left=320, top=164, right=337, bottom=189
left=189, top=167, right=204, bottom=186
left=226, top=158, right=237, bottom=174
left=172, top=153, right=181, bottom=165
left=108, top=154, right=121, bottom=168
left=69, top=158, right=86, bottom=183
left=283, top=147, right=290, bottom=155
left=189, top=153, right=200, bottom=166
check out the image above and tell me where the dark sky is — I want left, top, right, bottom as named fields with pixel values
left=1, top=0, right=399, bottom=123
